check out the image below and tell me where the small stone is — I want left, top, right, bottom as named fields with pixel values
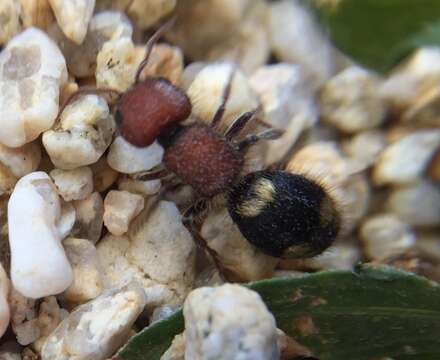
left=118, top=177, right=161, bottom=196
left=50, top=167, right=93, bottom=201
left=20, top=0, right=55, bottom=30
left=97, top=201, right=196, bottom=309
left=201, top=208, right=279, bottom=281
left=166, top=0, right=249, bottom=63
left=103, top=190, right=145, bottom=236
left=386, top=180, right=440, bottom=227
left=401, top=86, right=440, bottom=127
left=15, top=318, right=41, bottom=345
left=360, top=213, right=416, bottom=261
left=0, top=27, right=68, bottom=147
left=43, top=94, right=115, bottom=170
left=150, top=304, right=180, bottom=324
left=11, top=295, right=67, bottom=352
left=186, top=62, right=259, bottom=131
left=48, top=0, right=95, bottom=44
left=287, top=141, right=353, bottom=189
left=342, top=174, right=371, bottom=232
left=0, top=0, right=21, bottom=45
left=416, top=231, right=440, bottom=262
left=269, top=0, right=335, bottom=89
left=204, top=0, right=270, bottom=74
left=373, top=130, right=440, bottom=185
left=72, top=192, right=104, bottom=244
left=125, top=0, right=175, bottom=29
left=137, top=44, right=184, bottom=86
left=63, top=237, right=103, bottom=303
left=0, top=140, right=41, bottom=195
left=96, top=36, right=183, bottom=92
left=41, top=282, right=147, bottom=360
left=184, top=284, right=279, bottom=360
left=95, top=37, right=142, bottom=92
left=342, top=130, right=386, bottom=169
left=90, top=156, right=119, bottom=193
left=280, top=243, right=360, bottom=271
left=107, top=136, right=164, bottom=174
left=0, top=141, right=41, bottom=178
left=8, top=172, right=73, bottom=298
left=320, top=66, right=387, bottom=133
left=379, top=47, right=440, bottom=110
left=161, top=333, right=185, bottom=360
left=249, top=63, right=318, bottom=165
left=59, top=76, right=79, bottom=106
left=0, top=263, right=10, bottom=339
left=49, top=10, right=133, bottom=78
left=8, top=287, right=35, bottom=330
left=31, top=296, right=67, bottom=352
left=57, top=200, right=76, bottom=240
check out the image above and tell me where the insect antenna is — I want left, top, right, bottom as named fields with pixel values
left=236, top=128, right=283, bottom=151
left=134, top=15, right=177, bottom=84
left=224, top=109, right=257, bottom=140
left=211, top=68, right=236, bottom=128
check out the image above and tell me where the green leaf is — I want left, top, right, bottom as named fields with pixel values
left=301, top=0, right=440, bottom=73
left=117, top=264, right=440, bottom=360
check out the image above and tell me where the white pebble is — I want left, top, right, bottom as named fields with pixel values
left=187, top=62, right=259, bottom=130
left=125, top=0, right=175, bottom=29
left=320, top=66, right=387, bottom=133
left=97, top=201, right=196, bottom=308
left=107, top=136, right=164, bottom=174
left=63, top=237, right=103, bottom=303
left=50, top=167, right=93, bottom=201
left=20, top=0, right=55, bottom=30
left=201, top=208, right=279, bottom=281
left=204, top=1, right=270, bottom=74
left=0, top=141, right=41, bottom=195
left=0, top=263, right=10, bottom=339
left=373, top=130, right=440, bottom=185
left=8, top=172, right=73, bottom=298
left=0, top=27, right=67, bottom=147
left=360, top=214, right=415, bottom=261
left=118, top=177, right=161, bottom=196
left=0, top=0, right=21, bottom=45
left=379, top=47, right=440, bottom=110
left=281, top=243, right=360, bottom=271
left=72, top=192, right=104, bottom=244
left=416, top=232, right=440, bottom=262
left=386, top=181, right=440, bottom=227
left=342, top=130, right=386, bottom=169
left=50, top=10, right=133, bottom=78
left=96, top=37, right=142, bottom=92
left=165, top=0, right=249, bottom=64
left=184, top=284, right=279, bottom=360
left=91, top=157, right=119, bottom=192
left=137, top=43, right=184, bottom=85
left=48, top=0, right=95, bottom=44
left=41, top=282, right=147, bottom=360
left=269, top=0, right=335, bottom=89
left=249, top=63, right=318, bottom=164
left=161, top=332, right=185, bottom=360
left=103, top=190, right=145, bottom=236
left=12, top=296, right=67, bottom=352
left=0, top=142, right=41, bottom=178
left=43, top=94, right=115, bottom=170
